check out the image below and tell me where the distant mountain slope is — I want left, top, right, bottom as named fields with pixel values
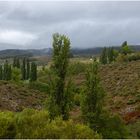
left=0, top=48, right=52, bottom=58
left=0, top=44, right=140, bottom=58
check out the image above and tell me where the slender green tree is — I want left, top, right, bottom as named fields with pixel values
left=48, top=33, right=71, bottom=120
left=100, top=47, right=108, bottom=64
left=3, top=60, right=12, bottom=81
left=13, top=57, right=20, bottom=68
left=81, top=61, right=105, bottom=130
left=16, top=57, right=20, bottom=69
left=108, top=47, right=114, bottom=63
left=121, top=41, right=132, bottom=55
left=21, top=58, right=26, bottom=80
left=30, top=62, right=37, bottom=81
left=81, top=61, right=129, bottom=138
left=0, top=65, right=3, bottom=80
left=7, top=65, right=12, bottom=80
left=26, top=58, right=30, bottom=80
left=13, top=57, right=16, bottom=68
left=3, top=60, right=9, bottom=80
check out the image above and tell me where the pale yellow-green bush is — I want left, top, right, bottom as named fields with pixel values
left=0, top=111, right=16, bottom=139
left=0, top=109, right=101, bottom=139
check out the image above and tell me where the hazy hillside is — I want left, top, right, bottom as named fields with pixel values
left=0, top=44, right=140, bottom=58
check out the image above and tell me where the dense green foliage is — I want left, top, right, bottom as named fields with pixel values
left=81, top=61, right=105, bottom=129
left=21, top=58, right=26, bottom=80
left=0, top=65, right=3, bottom=80
left=100, top=47, right=118, bottom=64
left=47, top=33, right=72, bottom=120
left=13, top=57, right=20, bottom=68
left=100, top=47, right=108, bottom=64
left=26, top=58, right=30, bottom=80
left=12, top=67, right=21, bottom=82
left=0, top=109, right=101, bottom=139
left=30, top=62, right=37, bottom=81
left=3, top=60, right=12, bottom=80
left=121, top=41, right=132, bottom=55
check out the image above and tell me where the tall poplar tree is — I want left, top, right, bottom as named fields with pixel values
left=48, top=33, right=71, bottom=120
left=21, top=58, right=26, bottom=80
left=81, top=61, right=105, bottom=130
left=30, top=62, right=37, bottom=81
left=0, top=65, right=3, bottom=80
left=108, top=47, right=114, bottom=63
left=100, top=47, right=108, bottom=64
left=26, top=58, right=30, bottom=80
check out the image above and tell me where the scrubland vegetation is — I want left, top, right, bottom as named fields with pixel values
left=0, top=34, right=140, bottom=139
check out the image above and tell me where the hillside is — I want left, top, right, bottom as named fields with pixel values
left=0, top=81, right=47, bottom=112
left=73, top=60, right=140, bottom=123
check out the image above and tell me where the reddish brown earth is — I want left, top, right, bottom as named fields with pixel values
left=72, top=61, right=140, bottom=123
left=0, top=81, right=47, bottom=112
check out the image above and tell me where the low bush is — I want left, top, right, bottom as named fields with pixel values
left=96, top=112, right=129, bottom=139
left=128, top=53, right=140, bottom=62
left=0, top=109, right=101, bottom=139
left=0, top=112, right=16, bottom=139
left=116, top=54, right=129, bottom=63
left=68, top=62, right=88, bottom=75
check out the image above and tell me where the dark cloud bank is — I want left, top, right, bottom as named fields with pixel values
left=0, top=1, right=140, bottom=49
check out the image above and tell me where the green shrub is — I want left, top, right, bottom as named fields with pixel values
left=127, top=99, right=136, bottom=105
left=128, top=53, right=140, bottom=62
left=0, top=109, right=101, bottom=139
left=0, top=111, right=16, bottom=139
left=96, top=112, right=129, bottom=139
left=28, top=81, right=49, bottom=93
left=116, top=54, right=129, bottom=63
left=68, top=62, right=88, bottom=75
left=12, top=68, right=21, bottom=82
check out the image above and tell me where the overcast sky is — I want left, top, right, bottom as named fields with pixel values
left=0, top=1, right=140, bottom=49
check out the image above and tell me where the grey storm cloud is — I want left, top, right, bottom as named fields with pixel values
left=0, top=1, right=140, bottom=49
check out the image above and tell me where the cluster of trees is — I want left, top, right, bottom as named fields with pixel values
left=19, top=57, right=37, bottom=81
left=0, top=60, right=12, bottom=80
left=0, top=57, right=37, bottom=82
left=100, top=47, right=118, bottom=64
left=100, top=41, right=134, bottom=64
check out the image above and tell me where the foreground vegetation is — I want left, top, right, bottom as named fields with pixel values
left=0, top=109, right=101, bottom=139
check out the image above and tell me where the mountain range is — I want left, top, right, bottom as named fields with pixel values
left=0, top=43, right=140, bottom=58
